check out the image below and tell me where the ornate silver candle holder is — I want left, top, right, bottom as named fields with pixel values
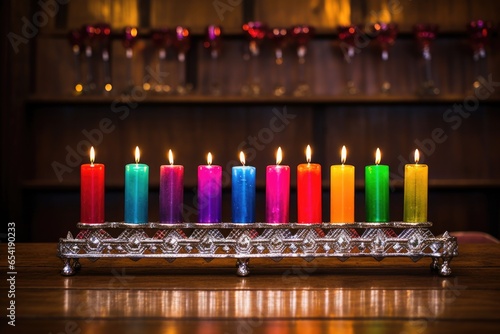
left=58, top=222, right=458, bottom=277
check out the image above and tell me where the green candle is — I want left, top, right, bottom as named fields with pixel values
left=365, top=148, right=389, bottom=222
left=125, top=146, right=149, bottom=224
left=404, top=149, right=428, bottom=222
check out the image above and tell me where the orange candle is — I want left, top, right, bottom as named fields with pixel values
left=330, top=145, right=355, bottom=223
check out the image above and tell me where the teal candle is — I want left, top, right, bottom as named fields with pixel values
left=125, top=146, right=149, bottom=224
left=365, top=148, right=389, bottom=222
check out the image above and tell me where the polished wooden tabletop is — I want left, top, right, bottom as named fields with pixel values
left=1, top=243, right=500, bottom=333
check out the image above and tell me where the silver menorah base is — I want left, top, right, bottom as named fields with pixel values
left=57, top=222, right=458, bottom=277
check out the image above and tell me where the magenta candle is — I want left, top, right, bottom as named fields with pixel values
left=266, top=147, right=290, bottom=223
left=198, top=152, right=222, bottom=223
left=159, top=149, right=184, bottom=223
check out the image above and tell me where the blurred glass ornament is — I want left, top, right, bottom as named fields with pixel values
left=173, top=26, right=191, bottom=95
left=68, top=29, right=84, bottom=95
left=149, top=28, right=173, bottom=94
left=467, top=20, right=492, bottom=92
left=338, top=25, right=361, bottom=95
left=268, top=27, right=289, bottom=96
left=372, top=22, right=398, bottom=94
left=81, top=24, right=97, bottom=93
left=122, top=26, right=138, bottom=94
left=414, top=23, right=440, bottom=96
left=291, top=25, right=315, bottom=96
left=241, top=21, right=268, bottom=96
left=94, top=23, right=112, bottom=94
left=204, top=25, right=223, bottom=95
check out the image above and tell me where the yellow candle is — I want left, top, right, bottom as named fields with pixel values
left=330, top=146, right=355, bottom=223
left=403, top=149, right=428, bottom=222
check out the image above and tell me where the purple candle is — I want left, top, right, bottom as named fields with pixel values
left=198, top=152, right=222, bottom=223
left=159, top=150, right=184, bottom=223
left=266, top=147, right=290, bottom=223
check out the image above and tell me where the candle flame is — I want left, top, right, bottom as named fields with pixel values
left=341, top=145, right=347, bottom=164
left=207, top=152, right=212, bottom=165
left=306, top=145, right=311, bottom=163
left=414, top=149, right=420, bottom=164
left=240, top=151, right=246, bottom=166
left=276, top=147, right=283, bottom=165
left=375, top=148, right=381, bottom=165
left=168, top=149, right=174, bottom=165
left=135, top=146, right=140, bottom=164
left=90, top=146, right=95, bottom=165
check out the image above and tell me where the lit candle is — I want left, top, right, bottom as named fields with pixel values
left=297, top=145, right=322, bottom=223
left=198, top=152, right=222, bottom=223
left=80, top=146, right=105, bottom=224
left=266, top=147, right=290, bottom=223
left=159, top=149, right=184, bottom=223
left=365, top=148, right=389, bottom=222
left=330, top=145, right=355, bottom=223
left=232, top=151, right=256, bottom=223
left=124, top=146, right=149, bottom=224
left=404, top=149, right=428, bottom=222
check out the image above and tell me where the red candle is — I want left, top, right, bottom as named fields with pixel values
left=80, top=146, right=105, bottom=224
left=297, top=145, right=322, bottom=223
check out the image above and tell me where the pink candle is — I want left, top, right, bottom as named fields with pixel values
left=160, top=150, right=184, bottom=223
left=266, top=147, right=290, bottom=223
left=80, top=146, right=105, bottom=224
left=198, top=152, right=222, bottom=223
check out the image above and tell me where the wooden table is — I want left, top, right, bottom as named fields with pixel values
left=1, top=243, right=500, bottom=333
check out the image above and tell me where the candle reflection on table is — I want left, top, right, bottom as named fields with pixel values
left=62, top=285, right=450, bottom=320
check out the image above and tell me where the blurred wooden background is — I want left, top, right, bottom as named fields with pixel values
left=2, top=0, right=500, bottom=241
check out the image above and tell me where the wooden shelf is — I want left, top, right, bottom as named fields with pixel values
left=26, top=94, right=500, bottom=107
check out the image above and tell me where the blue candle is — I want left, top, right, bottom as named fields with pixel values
left=125, top=146, right=149, bottom=224
left=232, top=151, right=256, bottom=223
